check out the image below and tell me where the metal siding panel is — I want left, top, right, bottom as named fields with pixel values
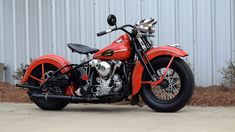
left=2, top=0, right=14, bottom=83
left=194, top=0, right=213, bottom=86
left=12, top=0, right=17, bottom=83
left=41, top=0, right=53, bottom=54
left=213, top=0, right=232, bottom=85
left=28, top=0, right=40, bottom=59
left=158, top=0, right=176, bottom=44
left=25, top=0, right=30, bottom=64
left=232, top=0, right=235, bottom=61
left=0, top=0, right=4, bottom=63
left=55, top=0, right=67, bottom=57
left=178, top=0, right=194, bottom=72
left=65, top=0, right=71, bottom=61
left=51, top=0, right=56, bottom=54
left=15, top=0, right=27, bottom=70
left=125, top=0, right=141, bottom=24
left=38, top=0, right=42, bottom=56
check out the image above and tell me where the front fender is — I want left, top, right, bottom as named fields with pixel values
left=131, top=46, right=188, bottom=96
left=21, top=54, right=70, bottom=83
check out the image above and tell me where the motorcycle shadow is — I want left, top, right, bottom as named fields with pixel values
left=32, top=104, right=190, bottom=113
left=62, top=104, right=149, bottom=113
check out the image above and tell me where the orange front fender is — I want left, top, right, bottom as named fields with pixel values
left=131, top=46, right=188, bottom=96
left=21, top=54, right=70, bottom=83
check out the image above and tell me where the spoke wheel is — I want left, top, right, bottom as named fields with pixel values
left=141, top=57, right=194, bottom=112
left=28, top=63, right=68, bottom=110
left=151, top=68, right=181, bottom=101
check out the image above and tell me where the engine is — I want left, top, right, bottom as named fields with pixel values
left=88, top=59, right=123, bottom=96
left=89, top=60, right=112, bottom=77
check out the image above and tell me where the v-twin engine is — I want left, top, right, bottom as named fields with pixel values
left=89, top=59, right=123, bottom=96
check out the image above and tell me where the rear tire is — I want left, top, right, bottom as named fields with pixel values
left=28, top=64, right=68, bottom=110
left=140, top=57, right=194, bottom=112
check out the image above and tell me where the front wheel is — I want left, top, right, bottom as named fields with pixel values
left=141, top=57, right=194, bottom=112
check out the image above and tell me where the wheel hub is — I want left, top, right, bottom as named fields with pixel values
left=159, top=79, right=169, bottom=89
left=44, top=70, right=54, bottom=80
left=150, top=68, right=181, bottom=101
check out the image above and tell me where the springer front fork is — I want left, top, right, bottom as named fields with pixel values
left=141, top=56, right=174, bottom=87
left=134, top=43, right=175, bottom=87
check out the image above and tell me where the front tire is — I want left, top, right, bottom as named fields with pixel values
left=141, top=57, right=194, bottom=112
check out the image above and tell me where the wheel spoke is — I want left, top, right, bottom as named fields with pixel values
left=152, top=67, right=181, bottom=101
left=159, top=89, right=166, bottom=100
left=156, top=68, right=162, bottom=76
left=163, top=89, right=173, bottom=99
left=167, top=85, right=179, bottom=96
left=41, top=63, right=45, bottom=80
left=29, top=75, right=43, bottom=83
left=153, top=86, right=161, bottom=95
left=171, top=81, right=180, bottom=87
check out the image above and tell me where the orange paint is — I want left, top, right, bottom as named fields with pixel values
left=94, top=34, right=132, bottom=61
left=21, top=54, right=75, bottom=96
left=141, top=56, right=175, bottom=87
left=29, top=75, right=43, bottom=84
left=41, top=63, right=45, bottom=80
left=131, top=46, right=188, bottom=95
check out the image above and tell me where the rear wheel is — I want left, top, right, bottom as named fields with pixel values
left=141, top=57, right=194, bottom=112
left=28, top=63, right=68, bottom=110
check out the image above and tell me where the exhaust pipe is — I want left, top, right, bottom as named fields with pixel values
left=30, top=93, right=99, bottom=103
left=17, top=84, right=100, bottom=103
left=16, top=84, right=41, bottom=92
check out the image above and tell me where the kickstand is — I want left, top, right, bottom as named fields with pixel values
left=130, top=94, right=145, bottom=107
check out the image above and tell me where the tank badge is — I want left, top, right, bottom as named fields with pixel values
left=101, top=49, right=113, bottom=56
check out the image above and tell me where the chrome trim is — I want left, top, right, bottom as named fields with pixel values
left=168, top=44, right=181, bottom=49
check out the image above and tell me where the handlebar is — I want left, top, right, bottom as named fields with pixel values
left=97, top=29, right=112, bottom=37
left=97, top=24, right=135, bottom=37
left=97, top=31, right=107, bottom=36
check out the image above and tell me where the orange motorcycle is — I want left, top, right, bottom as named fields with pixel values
left=16, top=15, right=194, bottom=112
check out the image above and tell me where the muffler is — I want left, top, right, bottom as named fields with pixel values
left=16, top=84, right=41, bottom=92
left=30, top=93, right=99, bottom=103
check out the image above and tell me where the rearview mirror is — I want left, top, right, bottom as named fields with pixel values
left=107, top=14, right=117, bottom=27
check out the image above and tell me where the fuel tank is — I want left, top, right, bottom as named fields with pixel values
left=93, top=34, right=132, bottom=61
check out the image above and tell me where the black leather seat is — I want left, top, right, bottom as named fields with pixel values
left=67, top=43, right=99, bottom=54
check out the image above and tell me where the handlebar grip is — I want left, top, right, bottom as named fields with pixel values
left=97, top=31, right=107, bottom=37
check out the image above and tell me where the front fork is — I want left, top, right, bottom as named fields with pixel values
left=141, top=56, right=174, bottom=87
left=134, top=44, right=175, bottom=87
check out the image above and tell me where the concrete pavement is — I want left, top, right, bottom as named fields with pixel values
left=0, top=103, right=234, bottom=132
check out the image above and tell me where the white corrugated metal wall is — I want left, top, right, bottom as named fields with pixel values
left=0, top=0, right=234, bottom=86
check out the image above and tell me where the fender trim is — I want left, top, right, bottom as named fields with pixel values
left=131, top=46, right=188, bottom=96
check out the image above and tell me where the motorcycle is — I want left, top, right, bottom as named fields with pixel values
left=16, top=15, right=194, bottom=112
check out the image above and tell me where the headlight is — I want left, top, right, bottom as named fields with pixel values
left=137, top=25, right=150, bottom=33
left=149, top=26, right=155, bottom=33
left=135, top=18, right=157, bottom=34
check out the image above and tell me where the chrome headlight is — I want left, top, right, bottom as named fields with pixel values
left=136, top=25, right=151, bottom=33
left=149, top=26, right=155, bottom=34
left=135, top=18, right=157, bottom=34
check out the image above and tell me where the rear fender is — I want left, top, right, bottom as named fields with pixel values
left=21, top=54, right=75, bottom=96
left=131, top=46, right=188, bottom=96
left=21, top=54, right=71, bottom=83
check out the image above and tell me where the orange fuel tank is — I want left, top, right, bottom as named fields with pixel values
left=93, top=34, right=132, bottom=61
